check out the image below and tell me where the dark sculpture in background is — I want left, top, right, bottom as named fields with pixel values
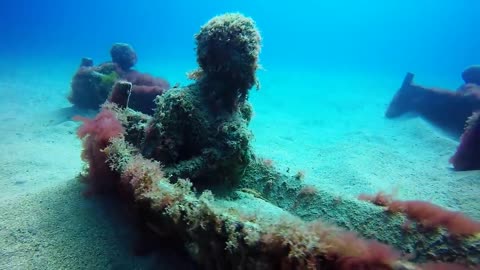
left=385, top=66, right=480, bottom=170
left=69, top=43, right=170, bottom=114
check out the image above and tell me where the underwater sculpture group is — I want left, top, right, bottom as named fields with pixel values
left=74, top=13, right=480, bottom=269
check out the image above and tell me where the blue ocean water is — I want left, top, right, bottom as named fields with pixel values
left=1, top=1, right=480, bottom=268
left=1, top=1, right=479, bottom=79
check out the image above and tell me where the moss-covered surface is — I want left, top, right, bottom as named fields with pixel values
left=192, top=13, right=261, bottom=111
left=239, top=161, right=480, bottom=265
left=69, top=63, right=119, bottom=109
left=138, top=84, right=253, bottom=190
left=101, top=107, right=479, bottom=269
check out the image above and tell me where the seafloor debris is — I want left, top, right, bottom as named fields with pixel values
left=76, top=13, right=480, bottom=269
left=68, top=43, right=169, bottom=113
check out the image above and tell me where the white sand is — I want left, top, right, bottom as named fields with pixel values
left=0, top=63, right=478, bottom=268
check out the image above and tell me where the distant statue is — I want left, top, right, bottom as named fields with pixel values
left=69, top=43, right=170, bottom=114
left=385, top=66, right=480, bottom=136
left=385, top=66, right=480, bottom=170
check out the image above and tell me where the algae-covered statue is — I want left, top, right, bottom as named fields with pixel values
left=69, top=43, right=169, bottom=114
left=76, top=13, right=480, bottom=270
left=141, top=13, right=260, bottom=188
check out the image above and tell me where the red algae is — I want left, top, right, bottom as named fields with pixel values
left=74, top=109, right=124, bottom=194
left=360, top=192, right=480, bottom=236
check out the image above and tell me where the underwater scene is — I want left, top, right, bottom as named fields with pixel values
left=1, top=0, right=480, bottom=269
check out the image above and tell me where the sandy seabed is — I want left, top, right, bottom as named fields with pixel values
left=0, top=62, right=478, bottom=269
